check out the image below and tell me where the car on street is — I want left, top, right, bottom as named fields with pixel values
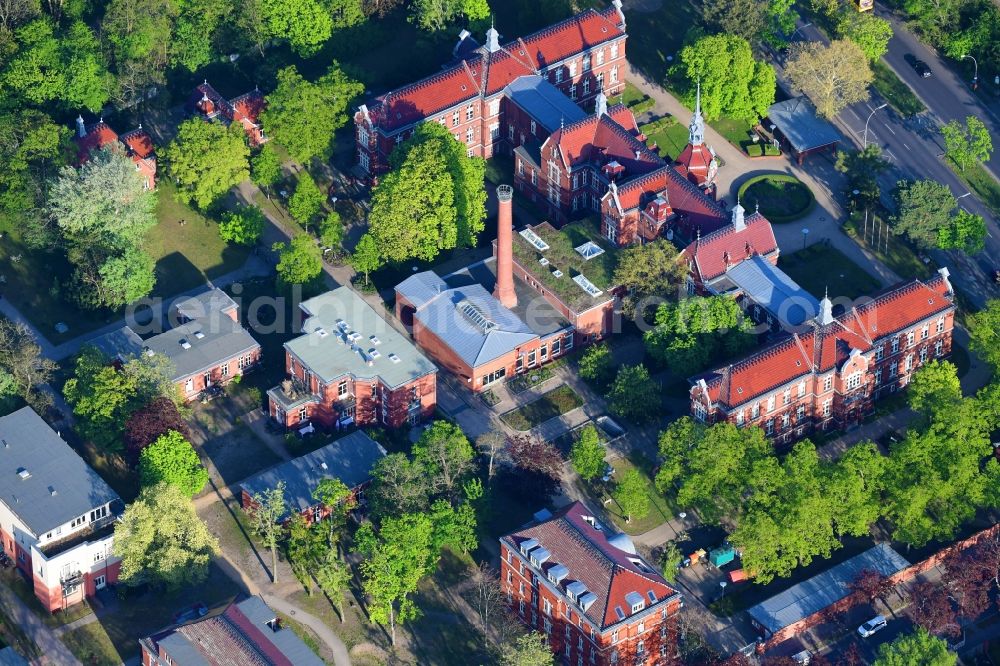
left=913, top=60, right=932, bottom=77
left=857, top=615, right=888, bottom=638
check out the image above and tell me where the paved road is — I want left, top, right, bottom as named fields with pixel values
left=0, top=581, right=82, bottom=665
left=778, top=21, right=1000, bottom=309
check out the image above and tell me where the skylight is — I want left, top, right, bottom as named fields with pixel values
left=574, top=241, right=605, bottom=260
left=519, top=228, right=550, bottom=251
left=573, top=274, right=603, bottom=297
left=458, top=300, right=497, bottom=332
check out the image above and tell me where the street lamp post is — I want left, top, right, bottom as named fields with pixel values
left=719, top=581, right=728, bottom=598
left=801, top=227, right=810, bottom=249
left=863, top=103, right=888, bottom=148
left=962, top=54, right=979, bottom=90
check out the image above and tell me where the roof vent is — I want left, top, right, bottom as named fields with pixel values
left=1, top=439, right=7, bottom=449
left=388, top=353, right=401, bottom=364
left=320, top=462, right=328, bottom=470
left=369, top=349, right=381, bottom=359
left=369, top=335, right=381, bottom=345
left=552, top=270, right=563, bottom=278
left=539, top=257, right=550, bottom=266
left=145, top=348, right=155, bottom=357
left=180, top=339, right=192, bottom=350
left=48, top=486, right=57, bottom=496
left=194, top=331, right=205, bottom=339
left=16, top=467, right=30, bottom=480
left=315, top=327, right=329, bottom=338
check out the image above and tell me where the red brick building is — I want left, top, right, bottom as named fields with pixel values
left=0, top=408, right=123, bottom=613
left=353, top=3, right=628, bottom=181
left=268, top=287, right=437, bottom=430
left=501, top=502, right=683, bottom=665
left=188, top=81, right=268, bottom=146
left=679, top=205, right=779, bottom=296
left=74, top=116, right=157, bottom=189
left=690, top=268, right=957, bottom=445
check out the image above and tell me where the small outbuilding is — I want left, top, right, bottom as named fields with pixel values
left=765, top=98, right=842, bottom=164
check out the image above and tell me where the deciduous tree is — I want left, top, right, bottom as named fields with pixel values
left=138, top=430, right=208, bottom=496
left=500, top=632, right=555, bottom=666
left=219, top=205, right=265, bottom=245
left=506, top=434, right=563, bottom=501
left=836, top=145, right=891, bottom=207
left=908, top=360, right=962, bottom=422
left=476, top=427, right=507, bottom=485
left=288, top=172, right=324, bottom=226
left=838, top=10, right=894, bottom=61
left=607, top=364, right=659, bottom=423
left=892, top=179, right=957, bottom=250
left=0, top=316, right=56, bottom=412
left=114, top=482, right=219, bottom=589
left=165, top=119, right=249, bottom=209
left=272, top=234, right=323, bottom=287
left=315, top=550, right=352, bottom=622
left=411, top=420, right=475, bottom=498
left=942, top=115, right=993, bottom=171
left=251, top=143, right=282, bottom=196
left=247, top=481, right=287, bottom=584
left=658, top=541, right=682, bottom=583
left=368, top=452, right=430, bottom=518
left=969, top=299, right=1000, bottom=371
left=570, top=424, right=605, bottom=481
left=785, top=39, right=873, bottom=119
left=577, top=343, right=614, bottom=389
left=874, top=627, right=956, bottom=665
left=679, top=33, right=776, bottom=124
left=261, top=0, right=332, bottom=55
left=411, top=0, right=489, bottom=32
left=938, top=209, right=986, bottom=254
left=700, top=0, right=766, bottom=43
left=312, top=478, right=352, bottom=549
left=261, top=64, right=363, bottom=163
left=614, top=469, right=651, bottom=523
left=909, top=582, right=960, bottom=638
left=847, top=568, right=895, bottom=608
left=612, top=240, right=686, bottom=319
left=124, top=396, right=189, bottom=460
left=350, top=233, right=381, bottom=286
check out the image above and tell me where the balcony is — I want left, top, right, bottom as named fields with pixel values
left=39, top=507, right=121, bottom=559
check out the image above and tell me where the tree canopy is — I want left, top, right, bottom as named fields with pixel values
left=969, top=299, right=1000, bottom=370
left=785, top=39, right=873, bottom=119
left=410, top=0, right=489, bottom=32
left=165, top=119, right=249, bottom=209
left=138, top=430, right=208, bottom=496
left=114, top=482, right=219, bottom=589
left=261, top=64, right=363, bottom=163
left=612, top=240, right=686, bottom=319
left=838, top=10, right=894, bottom=61
left=219, top=205, right=265, bottom=245
left=0, top=316, right=56, bottom=413
left=892, top=179, right=960, bottom=251
left=614, top=469, right=651, bottom=523
left=569, top=425, right=605, bottom=481
left=411, top=420, right=476, bottom=499
left=644, top=295, right=754, bottom=377
left=607, top=364, right=659, bottom=423
left=288, top=172, right=325, bottom=225
left=273, top=234, right=323, bottom=288
left=942, top=115, right=993, bottom=172
left=678, top=33, right=776, bottom=124
left=873, top=628, right=956, bottom=666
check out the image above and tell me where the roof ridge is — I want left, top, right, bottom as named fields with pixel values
left=515, top=8, right=608, bottom=49
left=556, top=516, right=617, bottom=573
left=616, top=165, right=671, bottom=193
left=382, top=57, right=483, bottom=103
left=598, top=114, right=660, bottom=161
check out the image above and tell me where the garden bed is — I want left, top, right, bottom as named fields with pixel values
left=737, top=174, right=816, bottom=223
left=506, top=366, right=554, bottom=394
left=499, top=385, right=583, bottom=431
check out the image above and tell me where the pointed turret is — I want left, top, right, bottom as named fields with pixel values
left=76, top=115, right=86, bottom=138
left=731, top=200, right=745, bottom=231
left=688, top=82, right=705, bottom=147
left=818, top=289, right=834, bottom=325
left=485, top=17, right=500, bottom=53
left=595, top=89, right=608, bottom=117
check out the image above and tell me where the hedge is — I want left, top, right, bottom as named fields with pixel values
left=736, top=174, right=816, bottom=223
left=629, top=97, right=656, bottom=114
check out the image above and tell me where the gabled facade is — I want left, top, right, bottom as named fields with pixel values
left=680, top=204, right=779, bottom=295
left=354, top=3, right=628, bottom=181
left=500, top=502, right=682, bottom=665
left=267, top=287, right=437, bottom=430
left=74, top=116, right=157, bottom=190
left=188, top=81, right=268, bottom=146
left=690, top=269, right=957, bottom=445
left=0, top=408, right=123, bottom=612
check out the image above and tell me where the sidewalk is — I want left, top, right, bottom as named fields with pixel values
left=0, top=582, right=81, bottom=666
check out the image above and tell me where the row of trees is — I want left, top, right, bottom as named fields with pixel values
left=656, top=360, right=1000, bottom=582
left=902, top=0, right=1000, bottom=77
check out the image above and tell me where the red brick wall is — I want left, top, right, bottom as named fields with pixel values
left=179, top=346, right=261, bottom=401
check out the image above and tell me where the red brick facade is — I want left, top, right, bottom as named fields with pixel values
left=354, top=6, right=628, bottom=181
left=179, top=347, right=262, bottom=402
left=691, top=271, right=957, bottom=446
left=74, top=118, right=157, bottom=190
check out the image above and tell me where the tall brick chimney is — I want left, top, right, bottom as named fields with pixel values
left=494, top=185, right=517, bottom=309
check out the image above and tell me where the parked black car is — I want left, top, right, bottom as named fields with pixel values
left=913, top=60, right=932, bottom=77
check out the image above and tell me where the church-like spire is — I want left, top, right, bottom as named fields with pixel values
left=688, top=81, right=705, bottom=147
left=818, top=287, right=834, bottom=325
left=485, top=16, right=500, bottom=53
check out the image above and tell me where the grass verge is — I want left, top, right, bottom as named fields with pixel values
left=948, top=160, right=1000, bottom=218
left=61, top=622, right=120, bottom=666
left=640, top=117, right=691, bottom=161
left=842, top=209, right=934, bottom=280
left=778, top=243, right=881, bottom=300
left=500, top=385, right=583, bottom=431
left=871, top=61, right=926, bottom=117
left=584, top=453, right=677, bottom=537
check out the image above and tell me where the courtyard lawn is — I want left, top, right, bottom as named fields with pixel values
left=778, top=243, right=881, bottom=301
left=619, top=81, right=649, bottom=108
left=147, top=181, right=251, bottom=297
left=61, top=622, right=120, bottom=666
left=587, top=453, right=677, bottom=537
left=872, top=61, right=926, bottom=118
left=843, top=209, right=935, bottom=280
left=711, top=115, right=755, bottom=149
left=738, top=174, right=815, bottom=223
left=640, top=117, right=691, bottom=161
left=500, top=385, right=583, bottom=431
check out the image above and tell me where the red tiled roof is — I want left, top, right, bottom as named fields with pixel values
left=550, top=108, right=660, bottom=174
left=674, top=142, right=714, bottom=185
left=232, top=91, right=265, bottom=125
left=613, top=166, right=727, bottom=233
left=685, top=212, right=778, bottom=281
left=369, top=7, right=625, bottom=132
left=697, top=274, right=955, bottom=406
left=119, top=129, right=155, bottom=159
left=74, top=122, right=119, bottom=157
left=503, top=501, right=678, bottom=630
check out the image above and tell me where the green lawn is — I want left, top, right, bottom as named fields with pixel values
left=948, top=159, right=1000, bottom=218
left=711, top=115, right=755, bottom=148
left=148, top=181, right=251, bottom=297
left=640, top=117, right=691, bottom=161
left=1, top=568, right=94, bottom=627
left=778, top=243, right=881, bottom=301
left=500, top=385, right=583, bottom=431
left=738, top=174, right=816, bottom=223
left=618, top=81, right=649, bottom=108
left=61, top=622, right=120, bottom=666
left=585, top=453, right=677, bottom=537
left=872, top=61, right=926, bottom=117
left=842, top=209, right=935, bottom=280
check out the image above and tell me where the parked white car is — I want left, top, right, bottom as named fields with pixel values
left=857, top=615, right=887, bottom=638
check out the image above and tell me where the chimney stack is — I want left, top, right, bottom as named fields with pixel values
left=494, top=185, right=517, bottom=309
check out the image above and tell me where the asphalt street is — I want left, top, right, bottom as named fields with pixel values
left=774, top=18, right=1000, bottom=308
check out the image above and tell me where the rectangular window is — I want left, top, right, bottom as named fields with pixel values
left=605, top=221, right=617, bottom=244
left=783, top=389, right=791, bottom=405
left=220, top=362, right=229, bottom=377
left=875, top=368, right=882, bottom=384
left=564, top=334, right=574, bottom=351
left=466, top=127, right=474, bottom=144
left=846, top=373, right=862, bottom=390
left=552, top=338, right=561, bottom=356
left=572, top=173, right=579, bottom=189
left=875, top=345, right=884, bottom=361
left=611, top=630, right=619, bottom=644
left=905, top=354, right=913, bottom=372
left=583, top=54, right=591, bottom=71
left=907, top=331, right=915, bottom=347
left=543, top=599, right=551, bottom=616
left=569, top=62, right=577, bottom=77
left=518, top=160, right=525, bottom=177
left=937, top=318, right=945, bottom=333
left=298, top=406, right=307, bottom=422
left=489, top=99, right=500, bottom=116
left=530, top=120, right=537, bottom=135
left=694, top=402, right=707, bottom=422
left=596, top=49, right=605, bottom=66
left=508, top=124, right=515, bottom=141
left=338, top=380, right=348, bottom=397
left=890, top=363, right=898, bottom=377
left=610, top=65, right=618, bottom=83
left=611, top=42, right=619, bottom=59
left=528, top=350, right=537, bottom=368
left=920, top=348, right=927, bottom=363
left=555, top=68, right=564, bottom=83
left=569, top=84, right=577, bottom=100
left=751, top=403, right=760, bottom=419
left=452, top=111, right=459, bottom=127
left=935, top=340, right=944, bottom=356
left=822, top=399, right=832, bottom=417
left=796, top=405, right=805, bottom=420
left=765, top=419, right=774, bottom=435
left=489, top=123, right=499, bottom=141
left=735, top=410, right=744, bottom=426
left=767, top=396, right=775, bottom=412
left=922, top=325, right=929, bottom=340
left=798, top=381, right=806, bottom=397
left=596, top=72, right=604, bottom=89
left=466, top=105, right=474, bottom=121
left=892, top=337, right=899, bottom=353
left=583, top=78, right=590, bottom=95
left=185, top=378, right=194, bottom=394
left=540, top=344, right=548, bottom=361
left=358, top=126, right=369, bottom=145
left=823, top=375, right=833, bottom=391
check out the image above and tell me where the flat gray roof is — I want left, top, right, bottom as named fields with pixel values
left=723, top=255, right=820, bottom=326
left=144, top=316, right=259, bottom=382
left=285, top=287, right=437, bottom=388
left=88, top=325, right=143, bottom=360
left=748, top=543, right=909, bottom=635
left=767, top=98, right=842, bottom=153
left=239, top=431, right=386, bottom=518
left=505, top=75, right=588, bottom=134
left=0, top=407, right=120, bottom=536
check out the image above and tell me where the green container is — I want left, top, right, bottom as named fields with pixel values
left=709, top=546, right=736, bottom=567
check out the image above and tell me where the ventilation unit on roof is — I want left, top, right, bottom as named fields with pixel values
left=574, top=241, right=605, bottom=260
left=551, top=270, right=563, bottom=278
left=519, top=228, right=550, bottom=251
left=1, top=439, right=7, bottom=449
left=388, top=354, right=401, bottom=364
left=348, top=332, right=362, bottom=342
left=368, top=349, right=381, bottom=359
left=369, top=335, right=381, bottom=345
left=320, top=462, right=328, bottom=470
left=179, top=339, right=192, bottom=350
left=573, top=274, right=603, bottom=297
left=194, top=331, right=205, bottom=339
left=16, top=467, right=29, bottom=480
left=315, top=326, right=329, bottom=338
left=338, top=320, right=349, bottom=331
left=48, top=486, right=57, bottom=496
